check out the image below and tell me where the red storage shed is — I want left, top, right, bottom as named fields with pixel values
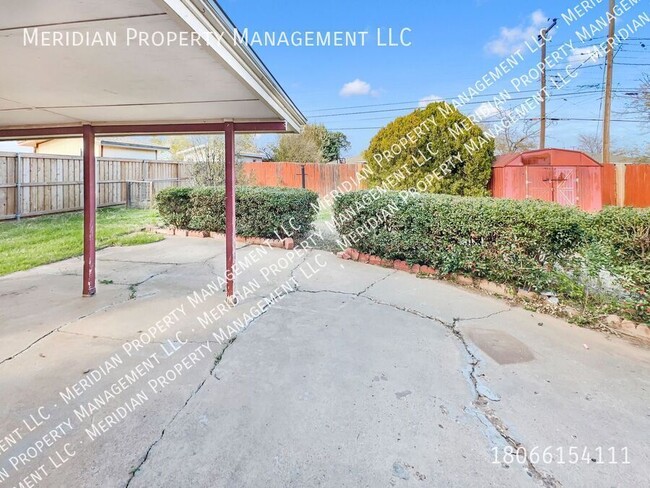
left=490, top=148, right=603, bottom=212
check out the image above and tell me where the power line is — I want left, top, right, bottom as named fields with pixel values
left=304, top=85, right=637, bottom=115
left=304, top=88, right=546, bottom=114
left=518, top=117, right=642, bottom=123
left=327, top=117, right=647, bottom=131
left=308, top=89, right=634, bottom=119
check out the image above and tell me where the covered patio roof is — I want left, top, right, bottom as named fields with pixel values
left=0, top=0, right=306, bottom=298
left=0, top=0, right=305, bottom=133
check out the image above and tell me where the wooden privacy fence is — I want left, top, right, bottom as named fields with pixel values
left=241, top=161, right=365, bottom=196
left=0, top=152, right=192, bottom=220
left=602, top=163, right=650, bottom=208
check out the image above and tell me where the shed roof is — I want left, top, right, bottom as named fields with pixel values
left=493, top=148, right=602, bottom=168
left=0, top=0, right=306, bottom=135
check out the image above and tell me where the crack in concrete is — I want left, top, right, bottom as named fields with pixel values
left=454, top=309, right=512, bottom=323
left=97, top=259, right=184, bottom=266
left=0, top=294, right=135, bottom=366
left=125, top=267, right=175, bottom=300
left=0, top=327, right=61, bottom=366
left=57, top=329, right=126, bottom=343
left=356, top=270, right=397, bottom=296
left=293, top=265, right=395, bottom=298
left=0, top=285, right=38, bottom=298
left=123, top=336, right=238, bottom=488
left=123, top=251, right=310, bottom=485
left=348, top=291, right=561, bottom=487
left=289, top=249, right=313, bottom=288
left=450, top=315, right=561, bottom=488
left=1, top=265, right=176, bottom=365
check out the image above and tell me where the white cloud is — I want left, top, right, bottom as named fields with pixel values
left=568, top=46, right=603, bottom=65
left=474, top=102, right=501, bottom=120
left=418, top=94, right=442, bottom=108
left=485, top=9, right=548, bottom=56
left=339, top=79, right=372, bottom=97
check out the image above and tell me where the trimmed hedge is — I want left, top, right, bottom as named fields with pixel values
left=154, top=187, right=193, bottom=229
left=590, top=206, right=650, bottom=266
left=333, top=190, right=649, bottom=323
left=334, top=191, right=586, bottom=290
left=156, top=186, right=318, bottom=239
left=588, top=207, right=650, bottom=322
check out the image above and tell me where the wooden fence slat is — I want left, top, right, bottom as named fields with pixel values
left=0, top=154, right=192, bottom=219
left=240, top=161, right=366, bottom=197
left=0, top=156, right=378, bottom=219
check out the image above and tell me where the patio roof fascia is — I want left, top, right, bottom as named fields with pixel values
left=163, top=0, right=307, bottom=133
left=0, top=0, right=306, bottom=138
left=0, top=121, right=287, bottom=140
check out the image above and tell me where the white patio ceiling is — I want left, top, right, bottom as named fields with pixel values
left=0, top=0, right=305, bottom=133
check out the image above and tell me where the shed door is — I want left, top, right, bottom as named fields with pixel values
left=552, top=167, right=577, bottom=207
left=526, top=167, right=577, bottom=206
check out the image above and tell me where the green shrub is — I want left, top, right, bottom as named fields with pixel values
left=588, top=207, right=650, bottom=322
left=590, top=206, right=650, bottom=266
left=157, top=186, right=318, bottom=239
left=334, top=191, right=649, bottom=323
left=363, top=102, right=494, bottom=196
left=155, top=187, right=193, bottom=228
left=334, top=190, right=587, bottom=291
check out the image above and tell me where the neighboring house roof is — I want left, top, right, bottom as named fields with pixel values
left=176, top=144, right=262, bottom=159
left=18, top=138, right=170, bottom=151
left=238, top=151, right=265, bottom=159
left=493, top=148, right=602, bottom=167
left=175, top=144, right=206, bottom=157
left=100, top=140, right=169, bottom=151
left=17, top=140, right=46, bottom=148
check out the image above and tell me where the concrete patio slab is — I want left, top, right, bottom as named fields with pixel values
left=457, top=308, right=650, bottom=487
left=127, top=291, right=533, bottom=488
left=1, top=237, right=648, bottom=488
left=0, top=274, right=131, bottom=362
left=363, top=270, right=510, bottom=324
left=0, top=328, right=219, bottom=487
left=293, top=251, right=395, bottom=295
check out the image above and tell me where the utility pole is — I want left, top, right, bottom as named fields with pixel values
left=539, top=18, right=558, bottom=149
left=603, top=0, right=616, bottom=171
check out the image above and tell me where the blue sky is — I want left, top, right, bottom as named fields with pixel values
left=222, top=0, right=649, bottom=158
left=1, top=0, right=647, bottom=157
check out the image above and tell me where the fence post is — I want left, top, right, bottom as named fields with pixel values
left=615, top=163, right=626, bottom=207
left=15, top=153, right=22, bottom=220
left=149, top=180, right=154, bottom=208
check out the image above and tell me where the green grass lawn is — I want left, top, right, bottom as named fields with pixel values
left=0, top=207, right=164, bottom=276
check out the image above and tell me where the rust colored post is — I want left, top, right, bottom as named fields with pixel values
left=82, top=125, right=96, bottom=296
left=225, top=122, right=236, bottom=301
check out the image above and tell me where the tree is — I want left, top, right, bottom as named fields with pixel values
left=577, top=133, right=602, bottom=155
left=166, top=134, right=257, bottom=185
left=364, top=102, right=494, bottom=196
left=269, top=124, right=350, bottom=163
left=575, top=133, right=650, bottom=163
left=485, top=107, right=538, bottom=154
left=322, top=131, right=351, bottom=162
left=270, top=131, right=322, bottom=163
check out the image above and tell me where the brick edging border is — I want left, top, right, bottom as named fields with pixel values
left=146, top=225, right=294, bottom=250
left=337, top=248, right=650, bottom=344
